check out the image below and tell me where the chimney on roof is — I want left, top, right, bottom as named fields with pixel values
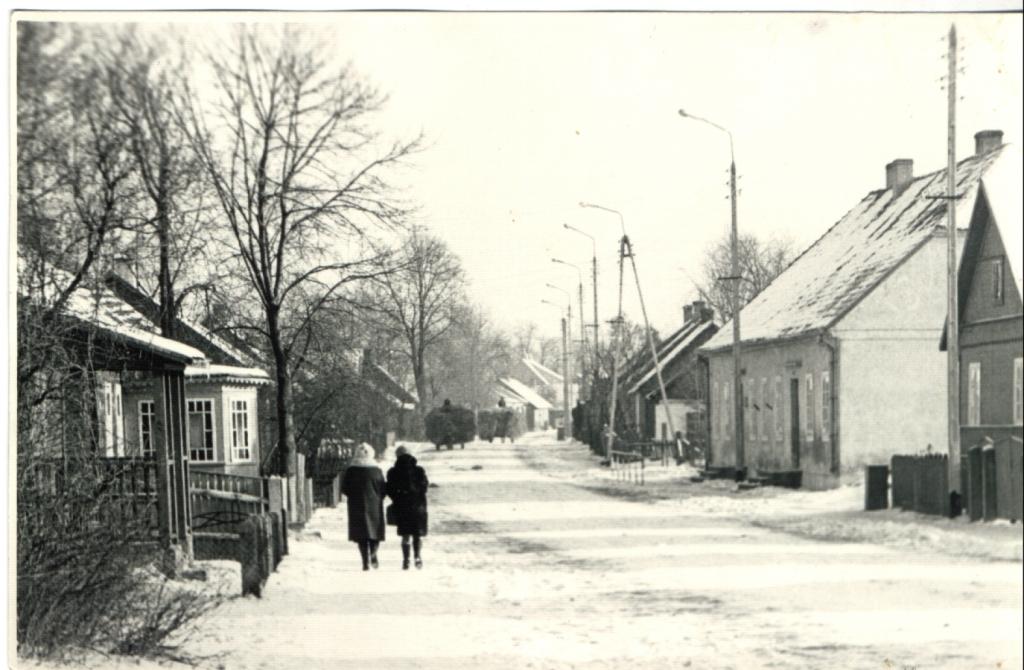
left=684, top=300, right=713, bottom=325
left=683, top=303, right=694, bottom=324
left=974, top=130, right=1003, bottom=155
left=885, top=159, right=914, bottom=192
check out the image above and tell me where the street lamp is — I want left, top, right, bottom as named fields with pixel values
left=552, top=258, right=588, bottom=400
left=563, top=223, right=600, bottom=363
left=679, top=107, right=744, bottom=474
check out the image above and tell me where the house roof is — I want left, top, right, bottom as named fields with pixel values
left=521, top=357, right=563, bottom=387
left=979, top=145, right=1023, bottom=298
left=702, top=146, right=1009, bottom=352
left=105, top=274, right=259, bottom=367
left=498, top=377, right=553, bottom=409
left=184, top=364, right=271, bottom=385
left=365, top=362, right=419, bottom=409
left=21, top=260, right=207, bottom=366
left=627, top=320, right=717, bottom=396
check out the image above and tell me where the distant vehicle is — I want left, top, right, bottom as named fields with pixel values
left=424, top=403, right=475, bottom=450
left=477, top=409, right=520, bottom=443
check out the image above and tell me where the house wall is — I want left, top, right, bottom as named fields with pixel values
left=653, top=399, right=699, bottom=442
left=959, top=203, right=1024, bottom=446
left=834, top=236, right=953, bottom=469
left=707, top=337, right=835, bottom=489
left=123, top=378, right=261, bottom=476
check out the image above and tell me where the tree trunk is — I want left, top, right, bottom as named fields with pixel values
left=267, top=306, right=296, bottom=476
left=157, top=205, right=175, bottom=339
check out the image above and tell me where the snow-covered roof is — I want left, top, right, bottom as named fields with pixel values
left=184, top=364, right=271, bottom=385
left=22, top=260, right=207, bottom=365
left=521, top=358, right=563, bottom=387
left=498, top=377, right=553, bottom=409
left=627, top=320, right=717, bottom=395
left=367, top=362, right=419, bottom=409
left=978, top=145, right=1023, bottom=298
left=703, top=145, right=1008, bottom=352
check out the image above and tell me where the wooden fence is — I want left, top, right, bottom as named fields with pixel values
left=610, top=450, right=645, bottom=484
left=891, top=453, right=950, bottom=517
left=190, top=470, right=270, bottom=533
left=962, top=437, right=1023, bottom=522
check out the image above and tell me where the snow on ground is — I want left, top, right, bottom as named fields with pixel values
left=522, top=433, right=1024, bottom=563
left=16, top=432, right=1023, bottom=670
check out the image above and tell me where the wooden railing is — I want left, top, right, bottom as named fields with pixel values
left=611, top=450, right=645, bottom=484
left=190, top=471, right=269, bottom=532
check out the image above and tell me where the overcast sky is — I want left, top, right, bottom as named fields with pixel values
left=23, top=11, right=1024, bottom=341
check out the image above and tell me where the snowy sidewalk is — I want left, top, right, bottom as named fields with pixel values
left=26, top=433, right=1021, bottom=669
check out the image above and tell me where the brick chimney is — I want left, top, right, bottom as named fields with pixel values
left=975, top=130, right=1003, bottom=155
left=885, top=159, right=914, bottom=192
left=683, top=304, right=694, bottom=324
left=684, top=300, right=712, bottom=325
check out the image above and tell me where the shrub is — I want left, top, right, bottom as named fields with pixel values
left=424, top=405, right=475, bottom=446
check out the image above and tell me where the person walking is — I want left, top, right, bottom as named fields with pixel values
left=341, top=443, right=386, bottom=571
left=386, top=445, right=429, bottom=570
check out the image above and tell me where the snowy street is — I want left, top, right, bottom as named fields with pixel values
left=170, top=432, right=1022, bottom=670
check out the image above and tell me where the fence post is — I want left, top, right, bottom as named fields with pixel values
left=967, top=446, right=983, bottom=522
left=982, top=444, right=997, bottom=521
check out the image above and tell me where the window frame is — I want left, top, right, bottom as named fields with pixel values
left=820, top=371, right=831, bottom=443
left=774, top=376, right=784, bottom=443
left=1013, top=357, right=1022, bottom=426
left=967, top=361, right=981, bottom=427
left=187, top=398, right=217, bottom=462
left=992, top=257, right=1005, bottom=306
left=230, top=398, right=253, bottom=462
left=138, top=399, right=156, bottom=458
left=804, top=373, right=815, bottom=443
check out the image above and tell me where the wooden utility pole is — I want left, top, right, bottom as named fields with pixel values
left=561, top=316, right=572, bottom=440
left=729, top=155, right=744, bottom=473
left=946, top=24, right=961, bottom=494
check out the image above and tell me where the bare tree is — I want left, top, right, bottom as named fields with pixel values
left=365, top=231, right=465, bottom=411
left=179, top=27, right=420, bottom=475
left=103, top=30, right=216, bottom=337
left=695, top=233, right=796, bottom=322
left=426, top=303, right=513, bottom=410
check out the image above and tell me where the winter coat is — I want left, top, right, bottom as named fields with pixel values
left=386, top=453, right=429, bottom=537
left=341, top=464, right=386, bottom=542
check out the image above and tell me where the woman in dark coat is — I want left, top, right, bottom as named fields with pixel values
left=386, top=446, right=429, bottom=570
left=340, top=443, right=386, bottom=571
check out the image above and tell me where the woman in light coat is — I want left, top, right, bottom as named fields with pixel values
left=340, top=443, right=386, bottom=570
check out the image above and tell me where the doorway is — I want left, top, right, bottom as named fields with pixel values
left=789, top=378, right=801, bottom=468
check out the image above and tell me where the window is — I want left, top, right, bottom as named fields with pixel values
left=992, top=258, right=1005, bottom=305
left=967, top=362, right=981, bottom=426
left=139, top=400, right=156, bottom=458
left=744, top=380, right=753, bottom=442
left=804, top=373, right=815, bottom=442
left=774, top=376, right=784, bottom=442
left=723, top=383, right=731, bottom=439
left=231, top=399, right=252, bottom=461
left=820, top=371, right=831, bottom=443
left=759, top=377, right=768, bottom=442
left=712, top=382, right=719, bottom=441
left=187, top=399, right=215, bottom=462
left=1014, top=358, right=1022, bottom=425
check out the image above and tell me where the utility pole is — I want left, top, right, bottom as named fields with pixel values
left=945, top=24, right=961, bottom=496
left=561, top=316, right=572, bottom=441
left=729, top=153, right=744, bottom=473
left=606, top=237, right=626, bottom=464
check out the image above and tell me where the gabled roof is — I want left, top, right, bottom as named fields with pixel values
left=19, top=260, right=207, bottom=366
left=105, top=274, right=258, bottom=367
left=627, top=320, right=718, bottom=395
left=521, top=357, right=563, bottom=387
left=979, top=145, right=1023, bottom=298
left=703, top=146, right=1008, bottom=352
left=498, top=377, right=553, bottom=409
left=365, top=362, right=419, bottom=409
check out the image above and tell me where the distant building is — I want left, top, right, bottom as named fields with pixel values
left=941, top=134, right=1023, bottom=448
left=497, top=377, right=553, bottom=431
left=513, top=357, right=578, bottom=407
left=701, top=131, right=1016, bottom=489
left=624, top=301, right=718, bottom=445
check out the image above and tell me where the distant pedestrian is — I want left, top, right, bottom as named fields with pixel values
left=386, top=445, right=429, bottom=570
left=341, top=443, right=386, bottom=571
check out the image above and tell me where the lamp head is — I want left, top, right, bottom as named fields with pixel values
left=678, top=109, right=688, bottom=118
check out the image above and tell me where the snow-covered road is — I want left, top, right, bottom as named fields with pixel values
left=184, top=433, right=1022, bottom=670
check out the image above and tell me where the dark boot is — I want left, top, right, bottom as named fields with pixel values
left=413, top=536, right=423, bottom=569
left=369, top=540, right=380, bottom=569
left=358, top=541, right=370, bottom=571
left=401, top=541, right=410, bottom=570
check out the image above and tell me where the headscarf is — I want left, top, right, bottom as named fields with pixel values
left=349, top=443, right=377, bottom=467
left=395, top=445, right=409, bottom=457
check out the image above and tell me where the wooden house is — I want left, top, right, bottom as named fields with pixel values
left=624, top=301, right=718, bottom=444
left=941, top=133, right=1023, bottom=449
left=701, top=132, right=1015, bottom=489
left=104, top=274, right=272, bottom=477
